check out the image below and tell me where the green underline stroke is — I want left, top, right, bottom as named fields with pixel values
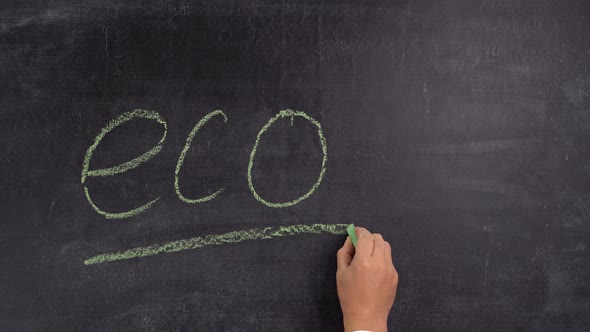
left=84, top=223, right=349, bottom=265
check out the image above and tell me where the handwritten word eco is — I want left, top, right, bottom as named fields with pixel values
left=81, top=109, right=328, bottom=219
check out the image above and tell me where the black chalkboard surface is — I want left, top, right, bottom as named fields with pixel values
left=2, top=0, right=590, bottom=330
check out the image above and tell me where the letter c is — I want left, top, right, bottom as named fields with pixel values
left=174, top=110, right=228, bottom=203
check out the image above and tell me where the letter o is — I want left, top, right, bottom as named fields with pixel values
left=247, top=109, right=327, bottom=208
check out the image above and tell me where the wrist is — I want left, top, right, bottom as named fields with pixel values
left=343, top=314, right=387, bottom=332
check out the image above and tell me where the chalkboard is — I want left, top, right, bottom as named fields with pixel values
left=2, top=0, right=590, bottom=330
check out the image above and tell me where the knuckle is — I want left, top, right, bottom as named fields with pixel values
left=359, top=258, right=372, bottom=269
left=357, top=227, right=372, bottom=238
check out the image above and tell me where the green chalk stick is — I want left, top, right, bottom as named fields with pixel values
left=347, top=223, right=358, bottom=248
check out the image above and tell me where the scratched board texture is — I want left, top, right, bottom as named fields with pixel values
left=2, top=0, right=590, bottom=331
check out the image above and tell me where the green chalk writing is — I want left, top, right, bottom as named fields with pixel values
left=175, top=110, right=227, bottom=204
left=81, top=109, right=167, bottom=219
left=247, top=109, right=328, bottom=208
left=85, top=223, right=348, bottom=265
left=83, top=186, right=161, bottom=219
left=82, top=108, right=329, bottom=218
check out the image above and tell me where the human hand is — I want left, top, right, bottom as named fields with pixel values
left=336, top=227, right=398, bottom=332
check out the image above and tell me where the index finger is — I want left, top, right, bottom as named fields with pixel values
left=353, top=227, right=374, bottom=260
left=336, top=236, right=355, bottom=270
